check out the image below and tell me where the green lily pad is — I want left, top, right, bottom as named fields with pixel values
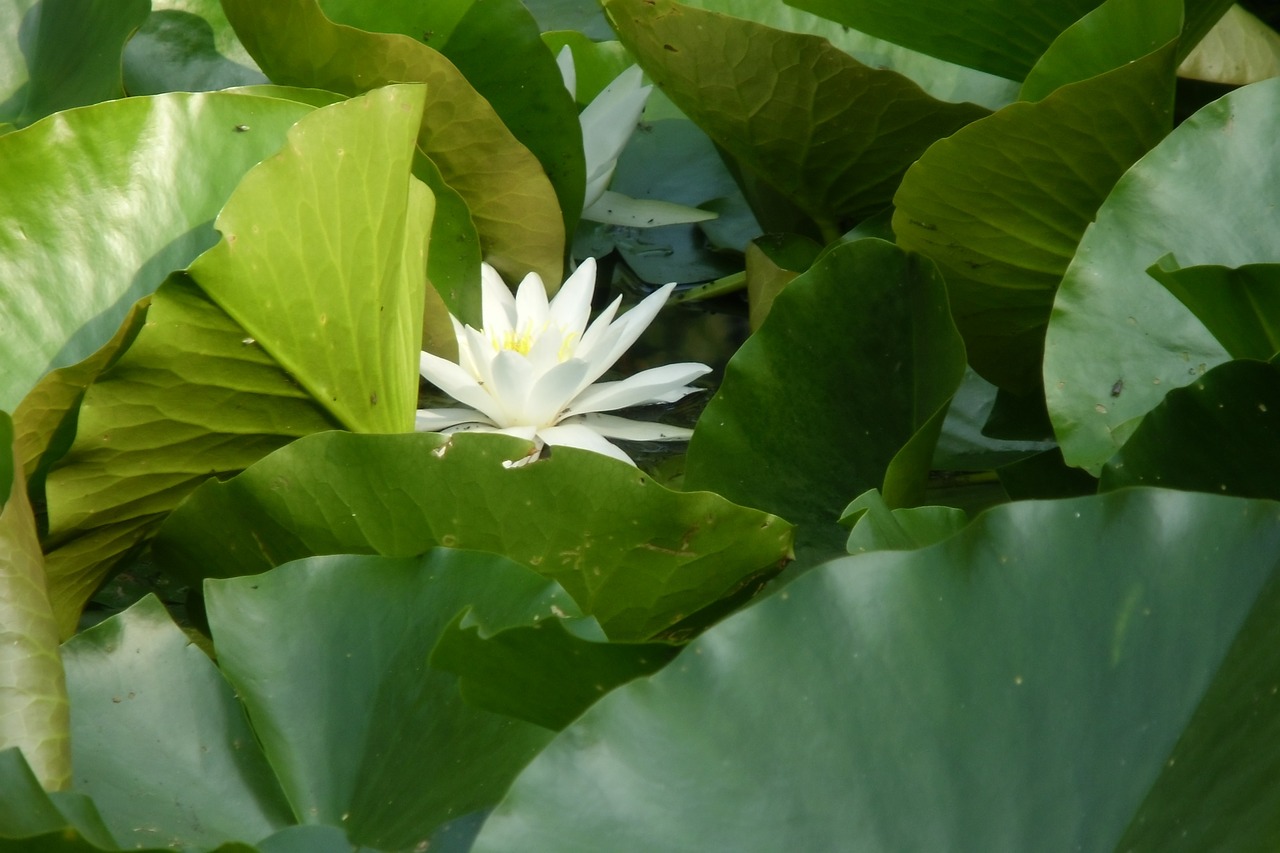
left=893, top=19, right=1177, bottom=391
left=153, top=431, right=794, bottom=641
left=0, top=413, right=69, bottom=792
left=223, top=0, right=565, bottom=287
left=602, top=0, right=988, bottom=234
left=1044, top=77, right=1280, bottom=473
left=473, top=488, right=1280, bottom=851
left=0, top=92, right=314, bottom=412
left=685, top=239, right=966, bottom=552
left=1147, top=257, right=1280, bottom=361
left=122, top=0, right=268, bottom=95
left=4, top=0, right=149, bottom=127
left=1101, top=358, right=1280, bottom=499
left=1178, top=4, right=1280, bottom=84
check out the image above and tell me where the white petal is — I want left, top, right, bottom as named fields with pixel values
left=526, top=358, right=593, bottom=426
left=564, top=362, right=710, bottom=415
left=575, top=295, right=621, bottom=357
left=563, top=413, right=694, bottom=442
left=480, top=263, right=517, bottom=338
left=579, top=66, right=651, bottom=208
left=549, top=258, right=597, bottom=340
left=556, top=45, right=576, bottom=101
left=419, top=351, right=508, bottom=425
left=490, top=349, right=535, bottom=424
left=582, top=190, right=720, bottom=228
left=415, top=408, right=494, bottom=432
left=573, top=283, right=676, bottom=392
left=537, top=423, right=637, bottom=466
left=514, top=271, right=550, bottom=332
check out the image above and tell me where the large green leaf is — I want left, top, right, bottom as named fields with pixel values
left=122, top=0, right=268, bottom=94
left=153, top=431, right=793, bottom=641
left=680, top=0, right=1019, bottom=109
left=1147, top=257, right=1280, bottom=361
left=1044, top=77, right=1280, bottom=472
left=473, top=489, right=1280, bottom=851
left=1178, top=3, right=1280, bottom=84
left=893, top=22, right=1177, bottom=390
left=602, top=0, right=988, bottom=235
left=41, top=277, right=338, bottom=636
left=223, top=0, right=565, bottom=287
left=1101, top=358, right=1280, bottom=499
left=0, top=92, right=314, bottom=412
left=205, top=551, right=581, bottom=850
left=319, top=0, right=586, bottom=237
left=0, top=413, right=69, bottom=792
left=187, top=83, right=430, bottom=434
left=784, top=0, right=1231, bottom=82
left=4, top=0, right=149, bottom=127
left=685, top=239, right=966, bottom=552
left=63, top=596, right=293, bottom=849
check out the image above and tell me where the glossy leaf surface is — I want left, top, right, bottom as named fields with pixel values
left=475, top=489, right=1280, bottom=851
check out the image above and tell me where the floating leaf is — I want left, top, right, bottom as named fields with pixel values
left=685, top=239, right=966, bottom=551
left=0, top=92, right=314, bottom=411
left=153, top=431, right=793, bottom=641
left=474, top=489, right=1280, bottom=851
left=1044, top=78, right=1280, bottom=472
left=603, top=0, right=988, bottom=233
left=839, top=488, right=967, bottom=554
left=1179, top=4, right=1280, bottom=84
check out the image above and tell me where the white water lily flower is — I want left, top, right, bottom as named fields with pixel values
left=557, top=47, right=717, bottom=229
left=416, top=258, right=711, bottom=466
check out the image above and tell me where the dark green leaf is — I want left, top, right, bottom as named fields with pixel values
left=893, top=32, right=1177, bottom=390
left=1101, top=358, right=1280, bottom=499
left=685, top=239, right=966, bottom=550
left=7, top=0, right=149, bottom=127
left=155, top=432, right=793, bottom=641
left=432, top=613, right=677, bottom=730
left=122, top=1, right=268, bottom=95
left=1044, top=78, right=1280, bottom=472
left=1147, top=257, right=1280, bottom=361
left=839, top=488, right=967, bottom=554
left=204, top=551, right=572, bottom=850
left=603, top=0, right=988, bottom=233
left=474, top=489, right=1280, bottom=851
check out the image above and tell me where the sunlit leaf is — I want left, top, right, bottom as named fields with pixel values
left=474, top=489, right=1280, bottom=851
left=1179, top=3, right=1280, bottom=84
left=0, top=413, right=69, bottom=792
left=153, top=431, right=793, bottom=641
left=0, top=93, right=314, bottom=412
left=224, top=0, right=564, bottom=286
